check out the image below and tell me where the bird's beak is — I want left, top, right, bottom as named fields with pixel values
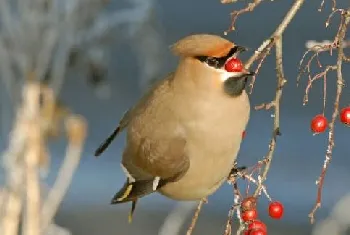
left=224, top=45, right=248, bottom=60
left=236, top=45, right=248, bottom=54
left=231, top=46, right=254, bottom=78
left=240, top=68, right=255, bottom=77
left=220, top=67, right=255, bottom=82
left=230, top=45, right=249, bottom=58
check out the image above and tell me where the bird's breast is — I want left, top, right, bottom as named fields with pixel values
left=159, top=92, right=250, bottom=200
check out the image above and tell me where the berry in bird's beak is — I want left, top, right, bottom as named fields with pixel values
left=225, top=57, right=243, bottom=72
left=222, top=56, right=255, bottom=80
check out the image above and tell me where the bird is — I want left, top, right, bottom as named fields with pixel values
left=94, top=33, right=254, bottom=222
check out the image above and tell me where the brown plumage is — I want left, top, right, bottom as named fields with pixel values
left=94, top=34, right=254, bottom=222
left=171, top=34, right=235, bottom=57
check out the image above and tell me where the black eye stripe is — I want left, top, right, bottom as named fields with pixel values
left=194, top=46, right=240, bottom=69
left=225, top=46, right=240, bottom=59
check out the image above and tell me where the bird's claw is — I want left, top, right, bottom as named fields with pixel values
left=228, top=165, right=247, bottom=179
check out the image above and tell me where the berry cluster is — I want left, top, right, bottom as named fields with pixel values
left=310, top=106, right=350, bottom=133
left=240, top=197, right=284, bottom=235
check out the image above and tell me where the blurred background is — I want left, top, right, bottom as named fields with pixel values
left=1, top=0, right=350, bottom=234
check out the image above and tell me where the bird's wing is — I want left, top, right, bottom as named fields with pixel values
left=93, top=75, right=174, bottom=157
left=113, top=136, right=189, bottom=204
left=134, top=136, right=189, bottom=181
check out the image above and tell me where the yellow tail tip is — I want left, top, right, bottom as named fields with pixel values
left=128, top=213, right=133, bottom=224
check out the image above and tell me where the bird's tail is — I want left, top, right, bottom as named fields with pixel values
left=111, top=178, right=160, bottom=204
left=111, top=178, right=163, bottom=223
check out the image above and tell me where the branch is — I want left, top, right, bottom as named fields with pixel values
left=308, top=8, right=350, bottom=224
left=243, top=0, right=305, bottom=92
left=224, top=0, right=264, bottom=34
left=302, top=65, right=337, bottom=107
left=23, top=84, right=42, bottom=235
left=186, top=199, right=207, bottom=235
left=319, top=0, right=337, bottom=12
left=252, top=37, right=286, bottom=198
left=245, top=0, right=305, bottom=69
left=240, top=0, right=300, bottom=197
left=1, top=82, right=34, bottom=235
left=41, top=115, right=87, bottom=233
left=297, top=8, right=347, bottom=106
left=158, top=202, right=198, bottom=235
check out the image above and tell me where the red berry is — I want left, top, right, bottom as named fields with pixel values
left=241, top=197, right=257, bottom=211
left=225, top=57, right=243, bottom=72
left=242, top=130, right=246, bottom=139
left=241, top=209, right=258, bottom=222
left=340, top=107, right=350, bottom=125
left=244, top=220, right=267, bottom=235
left=311, top=114, right=328, bottom=133
left=249, top=229, right=267, bottom=235
left=268, top=201, right=284, bottom=219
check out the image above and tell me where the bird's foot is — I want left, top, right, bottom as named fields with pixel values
left=227, top=165, right=247, bottom=183
left=230, top=166, right=247, bottom=175
left=201, top=197, right=208, bottom=203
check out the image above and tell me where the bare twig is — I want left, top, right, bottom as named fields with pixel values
left=308, top=8, right=350, bottom=224
left=158, top=202, right=198, bottom=235
left=305, top=40, right=350, bottom=50
left=186, top=199, right=207, bottom=235
left=220, top=11, right=306, bottom=212
left=246, top=0, right=305, bottom=69
left=1, top=79, right=87, bottom=235
left=1, top=83, right=34, bottom=235
left=243, top=0, right=304, bottom=92
left=303, top=65, right=337, bottom=106
left=224, top=0, right=264, bottom=34
left=41, top=115, right=87, bottom=233
left=23, top=84, right=42, bottom=235
left=223, top=0, right=305, bottom=203
left=233, top=183, right=244, bottom=235
left=252, top=36, right=286, bottom=197
left=319, top=0, right=337, bottom=12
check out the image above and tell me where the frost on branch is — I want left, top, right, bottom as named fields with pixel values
left=0, top=0, right=165, bottom=234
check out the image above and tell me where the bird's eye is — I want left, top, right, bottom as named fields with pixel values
left=206, top=57, right=219, bottom=67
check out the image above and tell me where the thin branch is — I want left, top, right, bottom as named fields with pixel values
left=233, top=183, right=244, bottom=235
left=41, top=115, right=87, bottom=233
left=303, top=65, right=337, bottom=106
left=23, top=84, right=42, bottom=235
left=305, top=40, right=350, bottom=50
left=308, top=8, right=350, bottom=224
left=253, top=36, right=286, bottom=197
left=224, top=0, right=264, bottom=34
left=245, top=0, right=305, bottom=69
left=1, top=83, right=33, bottom=235
left=224, top=0, right=305, bottom=203
left=158, top=202, right=197, bottom=235
left=319, top=0, right=337, bottom=12
left=186, top=199, right=206, bottom=235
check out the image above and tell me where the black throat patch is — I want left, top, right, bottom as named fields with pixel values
left=223, top=76, right=248, bottom=97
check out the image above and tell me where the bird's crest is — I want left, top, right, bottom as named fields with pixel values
left=170, top=34, right=235, bottom=58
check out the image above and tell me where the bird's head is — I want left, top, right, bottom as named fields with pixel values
left=170, top=34, right=254, bottom=97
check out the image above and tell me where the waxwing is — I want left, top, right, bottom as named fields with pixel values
left=94, top=34, right=254, bottom=221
